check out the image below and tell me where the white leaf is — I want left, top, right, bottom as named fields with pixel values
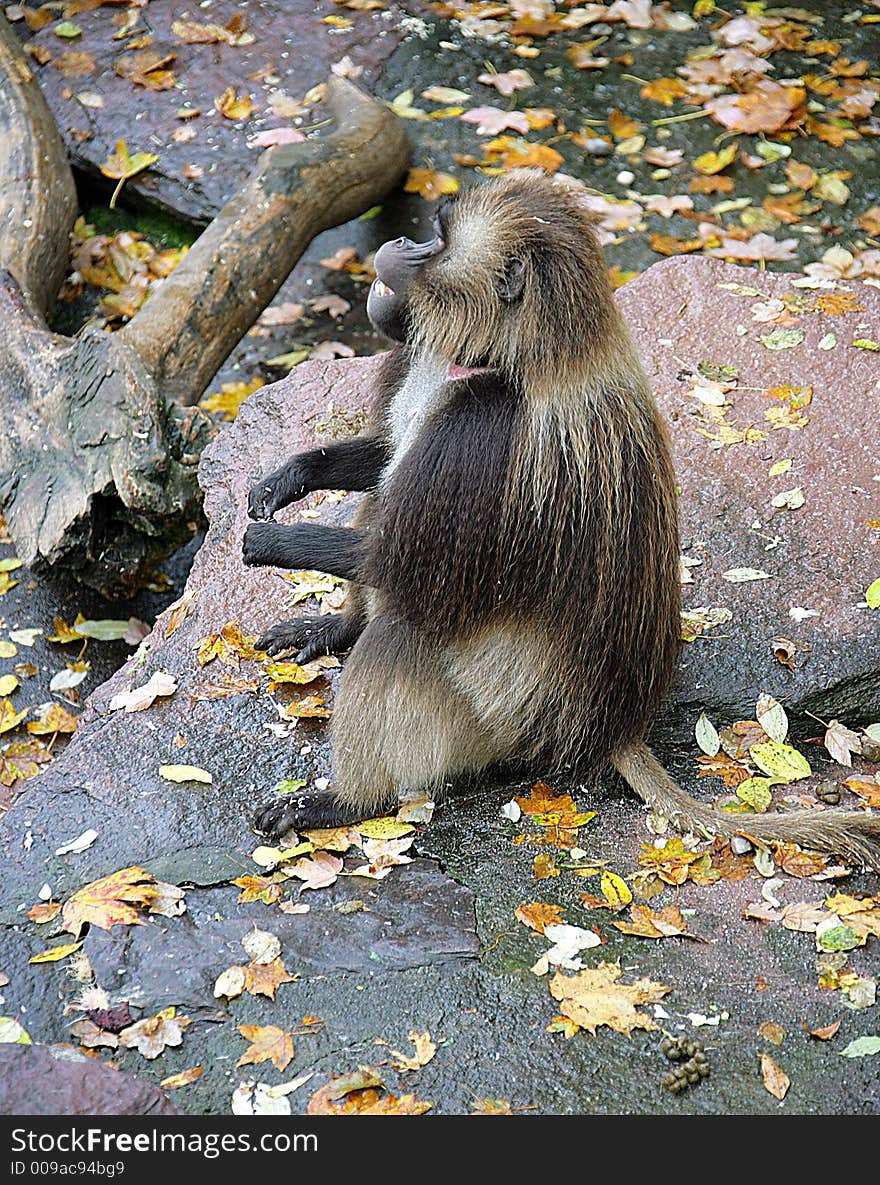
left=49, top=668, right=88, bottom=692
left=695, top=712, right=720, bottom=756
left=756, top=694, right=788, bottom=744
left=54, top=829, right=98, bottom=856
left=824, top=719, right=862, bottom=767
left=723, top=568, right=772, bottom=583
left=789, top=606, right=820, bottom=622
left=109, top=670, right=178, bottom=713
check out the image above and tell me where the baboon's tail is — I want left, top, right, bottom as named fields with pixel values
left=613, top=740, right=880, bottom=871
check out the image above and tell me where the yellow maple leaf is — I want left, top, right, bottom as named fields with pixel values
left=236, top=1023, right=294, bottom=1071
left=549, top=961, right=670, bottom=1036
left=62, top=866, right=160, bottom=937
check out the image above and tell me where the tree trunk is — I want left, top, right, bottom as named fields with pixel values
left=0, top=12, right=409, bottom=595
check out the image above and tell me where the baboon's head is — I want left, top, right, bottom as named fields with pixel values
left=367, top=170, right=622, bottom=387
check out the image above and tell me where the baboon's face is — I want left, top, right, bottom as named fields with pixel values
left=367, top=172, right=608, bottom=377
left=366, top=207, right=448, bottom=342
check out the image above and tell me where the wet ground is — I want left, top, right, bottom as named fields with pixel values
left=2, top=2, right=879, bottom=1116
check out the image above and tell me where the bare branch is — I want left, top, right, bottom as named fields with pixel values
left=122, top=75, right=411, bottom=404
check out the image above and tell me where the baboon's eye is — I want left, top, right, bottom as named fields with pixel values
left=435, top=198, right=454, bottom=238
left=499, top=257, right=525, bottom=303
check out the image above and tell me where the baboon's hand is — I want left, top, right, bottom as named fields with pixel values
left=242, top=521, right=283, bottom=567
left=258, top=613, right=364, bottom=662
left=253, top=789, right=354, bottom=838
left=247, top=462, right=308, bottom=521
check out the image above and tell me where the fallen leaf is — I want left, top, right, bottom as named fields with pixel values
left=158, top=764, right=213, bottom=784
left=548, top=961, right=670, bottom=1035
left=244, top=957, right=296, bottom=1001
left=160, top=1066, right=204, bottom=1089
left=404, top=168, right=459, bottom=201
left=839, top=1036, right=880, bottom=1058
left=758, top=1020, right=785, bottom=1045
left=477, top=68, right=534, bottom=96
left=62, top=866, right=160, bottom=936
left=215, top=87, right=254, bottom=120
left=750, top=742, right=811, bottom=784
left=389, top=1030, right=437, bottom=1072
left=759, top=1052, right=790, bottom=1099
left=119, top=1009, right=191, bottom=1060
left=29, top=940, right=83, bottom=964
left=99, top=140, right=159, bottom=209
left=288, top=851, right=343, bottom=891
left=237, top=1024, right=294, bottom=1072
left=109, top=670, right=177, bottom=713
left=515, top=901, right=565, bottom=935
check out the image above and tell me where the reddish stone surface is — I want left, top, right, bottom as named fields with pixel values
left=12, top=0, right=408, bottom=223
left=618, top=257, right=880, bottom=742
left=0, top=1045, right=179, bottom=1115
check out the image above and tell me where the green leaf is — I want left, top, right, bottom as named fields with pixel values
left=265, top=349, right=310, bottom=369
left=54, top=21, right=82, bottom=38
left=761, top=328, right=804, bottom=351
left=74, top=619, right=131, bottom=641
left=736, top=778, right=773, bottom=813
left=697, top=360, right=738, bottom=383
left=275, top=778, right=307, bottom=796
left=0, top=558, right=23, bottom=573
left=867, top=578, right=880, bottom=610
left=816, top=922, right=862, bottom=953
left=839, top=1035, right=880, bottom=1058
left=749, top=741, right=811, bottom=784
left=853, top=339, right=879, bottom=351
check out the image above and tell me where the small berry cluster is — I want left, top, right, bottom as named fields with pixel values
left=660, top=1035, right=710, bottom=1093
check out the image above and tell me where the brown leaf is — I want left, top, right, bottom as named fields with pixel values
left=758, top=1020, right=785, bottom=1046
left=27, top=902, right=61, bottom=924
left=515, top=901, right=565, bottom=935
left=759, top=1052, right=790, bottom=1100
left=236, top=1024, right=294, bottom=1071
left=119, top=1010, right=191, bottom=1060
left=244, top=957, right=296, bottom=1001
left=706, top=81, right=805, bottom=134
left=611, top=904, right=692, bottom=940
left=389, top=1030, right=437, bottom=1072
left=806, top=1019, right=841, bottom=1041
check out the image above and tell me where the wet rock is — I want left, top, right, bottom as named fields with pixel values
left=0, top=1045, right=179, bottom=1115
left=13, top=1, right=408, bottom=223
left=618, top=257, right=880, bottom=742
left=1, top=257, right=879, bottom=1116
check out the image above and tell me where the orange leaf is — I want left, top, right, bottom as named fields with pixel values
left=62, top=866, right=160, bottom=936
left=515, top=901, right=565, bottom=935
left=404, top=168, right=459, bottom=201
left=236, top=1024, right=294, bottom=1071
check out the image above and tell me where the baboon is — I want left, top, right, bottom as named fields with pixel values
left=243, top=169, right=880, bottom=870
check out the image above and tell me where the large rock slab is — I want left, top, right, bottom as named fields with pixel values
left=12, top=0, right=408, bottom=223
left=0, top=1045, right=179, bottom=1115
left=1, top=256, right=879, bottom=1117
left=627, top=258, right=880, bottom=741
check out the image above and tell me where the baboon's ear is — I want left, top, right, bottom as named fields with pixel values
left=499, top=257, right=525, bottom=302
